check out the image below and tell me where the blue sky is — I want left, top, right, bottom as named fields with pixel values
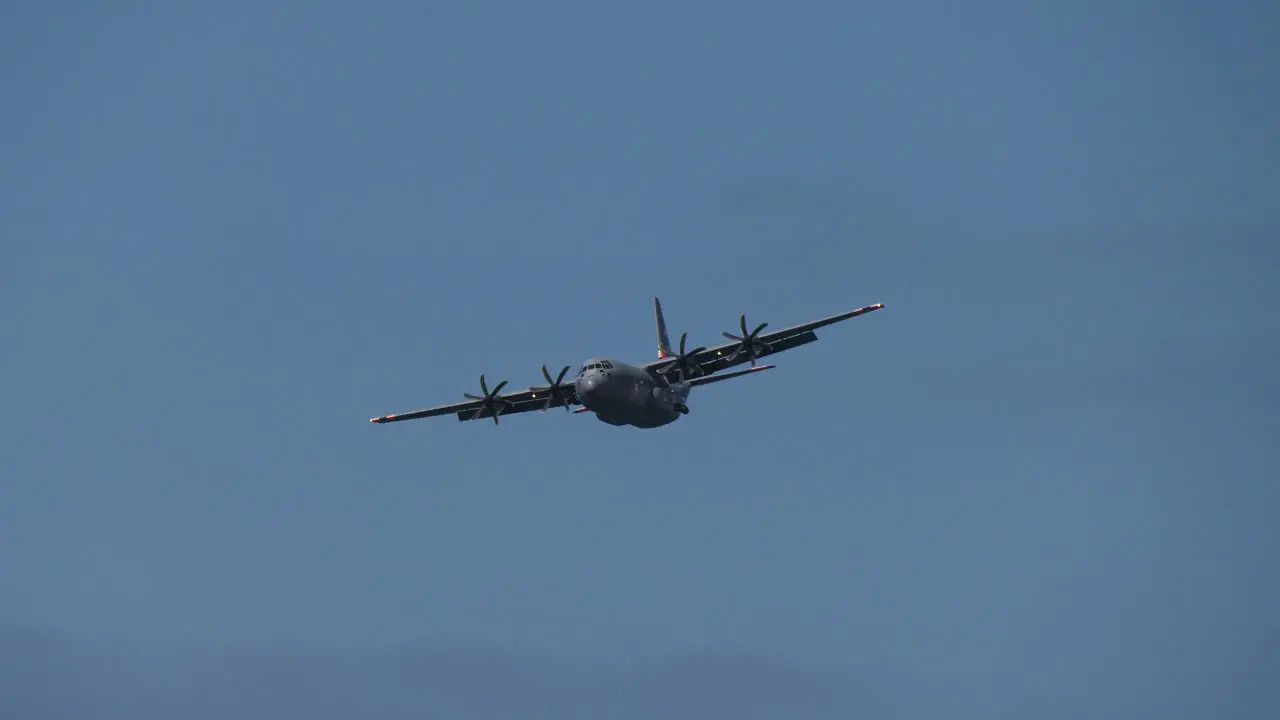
left=3, top=1, right=1278, bottom=716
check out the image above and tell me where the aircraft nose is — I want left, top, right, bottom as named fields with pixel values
left=576, top=374, right=597, bottom=402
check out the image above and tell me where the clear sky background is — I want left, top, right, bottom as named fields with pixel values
left=3, top=1, right=1278, bottom=717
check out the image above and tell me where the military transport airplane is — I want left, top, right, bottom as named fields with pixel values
left=368, top=297, right=885, bottom=429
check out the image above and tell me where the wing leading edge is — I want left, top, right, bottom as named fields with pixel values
left=370, top=383, right=578, bottom=425
left=644, top=302, right=884, bottom=380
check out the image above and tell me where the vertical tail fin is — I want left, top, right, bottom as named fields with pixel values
left=654, top=297, right=673, bottom=358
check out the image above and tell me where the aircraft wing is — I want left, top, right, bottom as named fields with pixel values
left=369, top=384, right=577, bottom=425
left=644, top=302, right=884, bottom=380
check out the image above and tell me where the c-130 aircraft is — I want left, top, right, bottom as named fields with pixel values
left=369, top=297, right=884, bottom=429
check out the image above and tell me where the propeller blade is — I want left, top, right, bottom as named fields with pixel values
left=533, top=363, right=573, bottom=411
left=464, top=375, right=515, bottom=425
left=723, top=312, right=772, bottom=367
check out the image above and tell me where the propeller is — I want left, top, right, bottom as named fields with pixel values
left=721, top=313, right=774, bottom=366
left=463, top=374, right=515, bottom=425
left=531, top=364, right=574, bottom=411
left=663, top=331, right=706, bottom=380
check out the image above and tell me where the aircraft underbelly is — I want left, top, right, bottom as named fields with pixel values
left=595, top=409, right=677, bottom=428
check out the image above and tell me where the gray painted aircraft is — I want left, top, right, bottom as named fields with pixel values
left=369, top=297, right=885, bottom=429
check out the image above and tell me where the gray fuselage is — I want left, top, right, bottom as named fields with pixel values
left=574, top=358, right=690, bottom=428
